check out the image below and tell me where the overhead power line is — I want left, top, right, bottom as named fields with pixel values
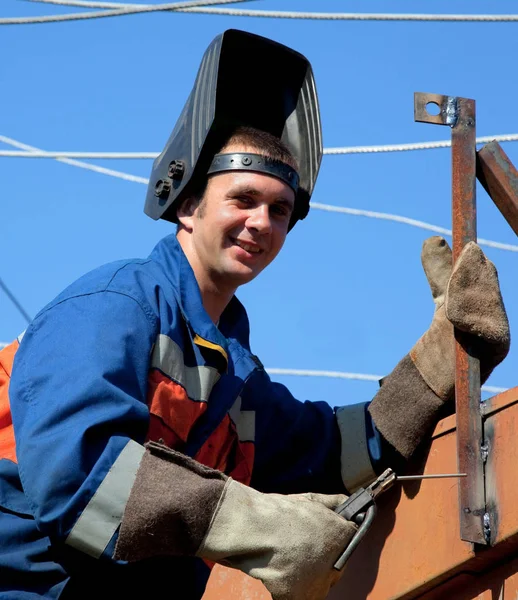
left=265, top=368, right=508, bottom=394
left=0, top=277, right=32, bottom=324
left=310, top=203, right=518, bottom=253
left=325, top=134, right=518, bottom=155
left=12, top=2, right=518, bottom=25
left=1, top=0, right=252, bottom=24
left=266, top=368, right=382, bottom=383
left=26, top=0, right=245, bottom=6
left=0, top=135, right=149, bottom=184
left=0, top=150, right=158, bottom=159
left=0, top=343, right=507, bottom=392
left=3, top=3, right=514, bottom=395
left=28, top=0, right=257, bottom=6
left=2, top=134, right=518, bottom=253
left=2, top=133, right=518, bottom=159
left=0, top=341, right=508, bottom=394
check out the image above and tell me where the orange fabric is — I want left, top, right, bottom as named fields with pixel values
left=147, top=369, right=254, bottom=485
left=146, top=369, right=208, bottom=449
left=195, top=415, right=254, bottom=486
left=228, top=441, right=254, bottom=486
left=0, top=340, right=19, bottom=463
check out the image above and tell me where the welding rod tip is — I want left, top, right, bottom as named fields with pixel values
left=397, top=473, right=467, bottom=481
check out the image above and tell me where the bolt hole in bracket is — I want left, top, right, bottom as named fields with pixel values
left=414, top=92, right=487, bottom=546
left=415, top=92, right=460, bottom=127
left=425, top=102, right=441, bottom=117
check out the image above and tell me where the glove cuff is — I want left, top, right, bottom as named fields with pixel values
left=409, top=305, right=455, bottom=401
left=368, top=354, right=444, bottom=460
left=114, top=442, right=227, bottom=563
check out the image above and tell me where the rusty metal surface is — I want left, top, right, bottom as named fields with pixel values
left=328, top=423, right=474, bottom=600
left=477, top=141, right=518, bottom=237
left=451, top=97, right=486, bottom=546
left=414, top=92, right=485, bottom=545
left=203, top=564, right=271, bottom=600
left=419, top=546, right=518, bottom=600
left=330, top=388, right=518, bottom=599
left=483, top=388, right=518, bottom=547
left=202, top=389, right=518, bottom=600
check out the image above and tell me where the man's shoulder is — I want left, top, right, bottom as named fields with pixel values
left=45, top=254, right=178, bottom=315
left=30, top=234, right=185, bottom=327
left=59, top=257, right=157, bottom=295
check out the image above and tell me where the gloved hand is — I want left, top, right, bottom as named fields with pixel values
left=368, top=236, right=510, bottom=460
left=197, top=481, right=356, bottom=600
left=115, top=442, right=357, bottom=600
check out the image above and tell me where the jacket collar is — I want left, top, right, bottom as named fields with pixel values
left=149, top=233, right=252, bottom=358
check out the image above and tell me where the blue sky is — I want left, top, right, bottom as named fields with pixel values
left=2, top=0, right=518, bottom=406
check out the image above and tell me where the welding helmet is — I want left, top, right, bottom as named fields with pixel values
left=144, top=28, right=323, bottom=231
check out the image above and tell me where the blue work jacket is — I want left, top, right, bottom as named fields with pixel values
left=0, top=234, right=358, bottom=599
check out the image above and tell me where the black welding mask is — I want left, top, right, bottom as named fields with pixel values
left=144, top=28, right=323, bottom=230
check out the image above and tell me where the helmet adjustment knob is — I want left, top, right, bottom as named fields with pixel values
left=168, top=160, right=185, bottom=181
left=154, top=178, right=172, bottom=199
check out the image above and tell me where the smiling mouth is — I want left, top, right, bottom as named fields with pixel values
left=233, top=238, right=263, bottom=254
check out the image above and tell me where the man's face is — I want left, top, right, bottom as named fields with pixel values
left=179, top=147, right=295, bottom=293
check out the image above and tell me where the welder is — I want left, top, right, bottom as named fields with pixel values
left=0, top=29, right=509, bottom=600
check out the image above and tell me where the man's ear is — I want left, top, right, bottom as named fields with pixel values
left=176, top=197, right=198, bottom=232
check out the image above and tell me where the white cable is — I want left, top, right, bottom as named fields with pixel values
left=2, top=135, right=518, bottom=252
left=104, top=9, right=518, bottom=22
left=1, top=0, right=252, bottom=24
left=266, top=368, right=508, bottom=394
left=0, top=345, right=506, bottom=392
left=266, top=368, right=382, bottom=382
left=311, top=203, right=452, bottom=235
left=310, top=203, right=518, bottom=253
left=14, top=2, right=518, bottom=23
left=3, top=1, right=513, bottom=393
left=3, top=133, right=518, bottom=159
left=28, top=0, right=145, bottom=6
left=324, top=134, right=518, bottom=155
left=482, top=385, right=510, bottom=394
left=0, top=150, right=158, bottom=158
left=0, top=135, right=149, bottom=183
left=25, top=0, right=239, bottom=6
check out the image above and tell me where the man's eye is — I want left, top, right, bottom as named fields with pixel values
left=271, top=205, right=289, bottom=217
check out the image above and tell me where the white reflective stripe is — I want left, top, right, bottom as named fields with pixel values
left=229, top=396, right=255, bottom=442
left=65, top=440, right=145, bottom=558
left=336, top=403, right=377, bottom=493
left=151, top=334, right=220, bottom=402
left=17, top=330, right=26, bottom=343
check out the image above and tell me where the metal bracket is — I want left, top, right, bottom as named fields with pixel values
left=477, top=141, right=518, bottom=237
left=414, top=92, right=486, bottom=546
left=414, top=93, right=459, bottom=127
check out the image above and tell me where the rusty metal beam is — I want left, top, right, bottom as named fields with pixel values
left=477, top=141, right=518, bottom=237
left=414, top=92, right=487, bottom=545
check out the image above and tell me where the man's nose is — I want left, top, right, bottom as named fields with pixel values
left=246, top=204, right=272, bottom=234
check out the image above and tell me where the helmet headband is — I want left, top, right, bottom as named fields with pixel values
left=207, top=153, right=299, bottom=194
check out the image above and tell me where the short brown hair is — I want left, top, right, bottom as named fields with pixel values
left=219, top=126, right=298, bottom=170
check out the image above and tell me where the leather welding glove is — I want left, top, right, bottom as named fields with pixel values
left=368, top=236, right=510, bottom=460
left=115, top=442, right=357, bottom=600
